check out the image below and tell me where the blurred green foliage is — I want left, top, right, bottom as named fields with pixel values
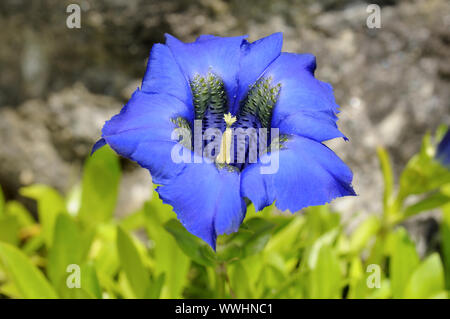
left=0, top=130, right=449, bottom=299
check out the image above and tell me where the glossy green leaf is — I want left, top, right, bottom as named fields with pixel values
left=48, top=214, right=83, bottom=289
left=0, top=242, right=57, bottom=298
left=308, top=228, right=339, bottom=269
left=347, top=257, right=368, bottom=299
left=0, top=216, right=20, bottom=246
left=218, top=217, right=276, bottom=261
left=400, top=133, right=450, bottom=196
left=72, top=262, right=102, bottom=299
left=144, top=194, right=190, bottom=298
left=116, top=226, right=150, bottom=298
left=0, top=185, right=4, bottom=218
left=349, top=215, right=380, bottom=254
left=20, top=184, right=65, bottom=247
left=377, top=147, right=394, bottom=211
left=404, top=253, right=445, bottom=298
left=93, top=224, right=119, bottom=279
left=403, top=192, right=450, bottom=219
left=5, top=200, right=34, bottom=227
left=390, top=228, right=420, bottom=298
left=228, top=261, right=252, bottom=298
left=164, top=219, right=216, bottom=267
left=309, top=243, right=342, bottom=298
left=145, top=273, right=165, bottom=299
left=442, top=205, right=450, bottom=289
left=79, top=145, right=121, bottom=224
left=265, top=217, right=305, bottom=254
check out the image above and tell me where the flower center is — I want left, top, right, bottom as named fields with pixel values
left=172, top=72, right=283, bottom=170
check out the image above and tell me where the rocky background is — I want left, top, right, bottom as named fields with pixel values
left=0, top=0, right=449, bottom=250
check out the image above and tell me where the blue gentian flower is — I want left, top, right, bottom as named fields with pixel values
left=93, top=33, right=355, bottom=249
left=436, top=129, right=450, bottom=168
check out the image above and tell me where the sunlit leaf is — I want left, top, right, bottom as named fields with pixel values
left=20, top=185, right=65, bottom=247
left=309, top=243, right=342, bottom=299
left=400, top=133, right=450, bottom=196
left=377, top=147, right=394, bottom=211
left=440, top=204, right=450, bottom=289
left=79, top=145, right=121, bottom=224
left=0, top=216, right=20, bottom=245
left=228, top=261, right=252, bottom=298
left=48, top=214, right=83, bottom=290
left=404, top=253, right=445, bottom=298
left=144, top=193, right=190, bottom=298
left=116, top=226, right=150, bottom=298
left=5, top=201, right=34, bottom=227
left=349, top=215, right=380, bottom=254
left=164, top=219, right=216, bottom=267
left=0, top=242, right=57, bottom=298
left=218, top=217, right=276, bottom=262
left=390, top=228, right=420, bottom=298
left=0, top=185, right=4, bottom=218
left=308, top=228, right=339, bottom=269
left=403, top=192, right=450, bottom=219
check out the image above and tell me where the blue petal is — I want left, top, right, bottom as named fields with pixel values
left=278, top=110, right=347, bottom=142
left=263, top=53, right=341, bottom=131
left=101, top=89, right=192, bottom=184
left=241, top=135, right=355, bottom=212
left=165, top=33, right=247, bottom=108
left=436, top=130, right=450, bottom=167
left=195, top=34, right=220, bottom=42
left=231, top=32, right=283, bottom=114
left=157, top=160, right=246, bottom=249
left=141, top=43, right=193, bottom=110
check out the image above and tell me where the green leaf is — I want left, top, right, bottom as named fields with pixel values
left=145, top=273, right=165, bottom=299
left=116, top=226, right=151, bottom=298
left=0, top=242, right=57, bottom=298
left=20, top=185, right=65, bottom=247
left=309, top=243, right=342, bottom=298
left=79, top=145, right=121, bottom=224
left=265, top=217, right=305, bottom=255
left=0, top=185, right=4, bottom=217
left=164, top=219, right=216, bottom=267
left=59, top=262, right=102, bottom=299
left=218, top=217, right=276, bottom=261
left=144, top=194, right=190, bottom=298
left=228, top=261, right=252, bottom=298
left=48, top=214, right=83, bottom=289
left=389, top=228, right=420, bottom=298
left=349, top=216, right=380, bottom=254
left=347, top=257, right=369, bottom=299
left=377, top=147, right=394, bottom=211
left=0, top=216, right=20, bottom=245
left=400, top=132, right=450, bottom=196
left=442, top=204, right=450, bottom=289
left=367, top=279, right=392, bottom=299
left=93, top=224, right=119, bottom=279
left=308, top=228, right=339, bottom=269
left=403, top=192, right=450, bottom=219
left=5, top=200, right=34, bottom=227
left=404, top=253, right=445, bottom=298
left=120, top=208, right=145, bottom=231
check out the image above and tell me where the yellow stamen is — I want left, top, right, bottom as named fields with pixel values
left=216, top=113, right=236, bottom=164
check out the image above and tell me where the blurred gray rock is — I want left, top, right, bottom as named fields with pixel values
left=0, top=83, right=151, bottom=215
